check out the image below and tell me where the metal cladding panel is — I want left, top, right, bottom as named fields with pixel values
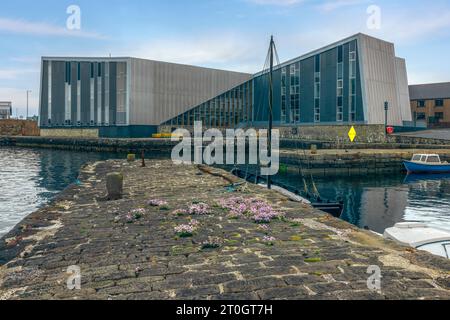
left=80, top=62, right=91, bottom=125
left=300, top=56, right=315, bottom=123
left=52, top=61, right=66, bottom=126
left=395, top=57, right=413, bottom=122
left=320, top=48, right=337, bottom=122
left=128, top=58, right=252, bottom=125
left=40, top=60, right=48, bottom=127
left=109, top=62, right=117, bottom=125
left=358, top=34, right=406, bottom=126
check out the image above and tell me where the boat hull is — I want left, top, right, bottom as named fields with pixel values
left=403, top=161, right=450, bottom=174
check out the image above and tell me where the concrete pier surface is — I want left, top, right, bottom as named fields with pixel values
left=1, top=160, right=450, bottom=300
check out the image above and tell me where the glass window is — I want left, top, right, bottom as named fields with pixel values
left=337, top=46, right=343, bottom=63
left=427, top=156, right=440, bottom=163
left=417, top=100, right=426, bottom=107
left=412, top=155, right=422, bottom=161
left=416, top=112, right=426, bottom=120
left=435, top=112, right=444, bottom=119
left=337, top=63, right=343, bottom=79
left=436, top=99, right=444, bottom=107
left=315, top=55, right=320, bottom=73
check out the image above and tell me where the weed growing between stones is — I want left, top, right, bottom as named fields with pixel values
left=115, top=208, right=147, bottom=224
left=201, top=236, right=223, bottom=250
left=263, top=236, right=276, bottom=246
left=174, top=219, right=199, bottom=238
left=147, top=199, right=169, bottom=207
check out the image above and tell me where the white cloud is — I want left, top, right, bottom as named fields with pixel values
left=128, top=33, right=268, bottom=73
left=246, top=0, right=303, bottom=6
left=372, top=10, right=450, bottom=43
left=0, top=68, right=39, bottom=80
left=0, top=17, right=105, bottom=39
left=317, top=0, right=367, bottom=12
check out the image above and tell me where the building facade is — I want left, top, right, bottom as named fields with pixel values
left=409, top=82, right=450, bottom=127
left=0, top=102, right=12, bottom=119
left=162, top=33, right=412, bottom=129
left=39, top=34, right=412, bottom=138
left=38, top=57, right=251, bottom=137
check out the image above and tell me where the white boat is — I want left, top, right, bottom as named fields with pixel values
left=384, top=222, right=450, bottom=259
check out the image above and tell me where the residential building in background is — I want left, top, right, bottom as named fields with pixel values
left=409, top=82, right=450, bottom=128
left=0, top=102, right=12, bottom=119
left=39, top=33, right=413, bottom=138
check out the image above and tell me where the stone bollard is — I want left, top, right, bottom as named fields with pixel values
left=127, top=154, right=136, bottom=162
left=106, top=172, right=123, bottom=200
left=311, top=144, right=318, bottom=155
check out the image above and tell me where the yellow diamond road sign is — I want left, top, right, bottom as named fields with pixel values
left=348, top=126, right=357, bottom=142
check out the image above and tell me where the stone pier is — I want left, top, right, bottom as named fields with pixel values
left=1, top=160, right=449, bottom=300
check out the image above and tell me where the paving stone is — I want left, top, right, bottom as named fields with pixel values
left=1, top=159, right=449, bottom=300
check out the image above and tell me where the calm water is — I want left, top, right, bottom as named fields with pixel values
left=2, top=148, right=450, bottom=238
left=276, top=172, right=450, bottom=234
left=0, top=147, right=120, bottom=237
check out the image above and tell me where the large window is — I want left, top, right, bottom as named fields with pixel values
left=436, top=99, right=444, bottom=107
left=314, top=55, right=320, bottom=123
left=336, top=46, right=344, bottom=122
left=290, top=63, right=300, bottom=123
left=349, top=41, right=357, bottom=122
left=281, top=67, right=287, bottom=123
left=417, top=100, right=425, bottom=108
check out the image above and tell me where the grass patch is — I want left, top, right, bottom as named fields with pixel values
left=304, top=257, right=322, bottom=263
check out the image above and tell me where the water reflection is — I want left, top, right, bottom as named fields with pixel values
left=276, top=172, right=450, bottom=234
left=0, top=147, right=119, bottom=237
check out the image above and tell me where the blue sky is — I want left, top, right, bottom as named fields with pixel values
left=1, top=0, right=450, bottom=117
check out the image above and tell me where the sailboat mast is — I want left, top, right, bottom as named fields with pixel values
left=268, top=35, right=274, bottom=190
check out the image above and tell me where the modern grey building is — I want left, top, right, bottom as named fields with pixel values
left=0, top=102, right=12, bottom=120
left=38, top=57, right=251, bottom=137
left=39, top=33, right=413, bottom=138
left=162, top=33, right=413, bottom=129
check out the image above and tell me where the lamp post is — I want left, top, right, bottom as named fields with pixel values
left=26, top=90, right=32, bottom=120
left=384, top=101, right=389, bottom=128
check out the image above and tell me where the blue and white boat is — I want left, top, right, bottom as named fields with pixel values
left=403, top=154, right=450, bottom=174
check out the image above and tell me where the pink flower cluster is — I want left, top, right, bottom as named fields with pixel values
left=219, top=197, right=281, bottom=223
left=116, top=208, right=147, bottom=223
left=263, top=236, right=276, bottom=246
left=188, top=203, right=211, bottom=215
left=148, top=199, right=168, bottom=207
left=174, top=219, right=199, bottom=236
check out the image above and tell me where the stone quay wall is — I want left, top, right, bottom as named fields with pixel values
left=1, top=160, right=449, bottom=300
left=0, top=120, right=40, bottom=137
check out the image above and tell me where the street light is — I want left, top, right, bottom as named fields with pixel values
left=384, top=101, right=389, bottom=129
left=26, top=90, right=32, bottom=120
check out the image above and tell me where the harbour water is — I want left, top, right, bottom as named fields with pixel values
left=2, top=147, right=450, bottom=237
left=276, top=172, right=450, bottom=234
left=0, top=148, right=119, bottom=237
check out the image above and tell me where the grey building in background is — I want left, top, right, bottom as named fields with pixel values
left=0, top=102, right=12, bottom=119
left=38, top=57, right=251, bottom=137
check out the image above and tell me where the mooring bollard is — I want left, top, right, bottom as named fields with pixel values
left=106, top=172, right=123, bottom=200
left=141, top=150, right=146, bottom=167
left=127, top=154, right=136, bottom=162
left=311, top=144, right=318, bottom=155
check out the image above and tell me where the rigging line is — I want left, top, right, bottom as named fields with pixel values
left=242, top=39, right=272, bottom=184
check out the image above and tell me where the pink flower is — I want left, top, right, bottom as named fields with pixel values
left=188, top=203, right=210, bottom=215
left=148, top=199, right=168, bottom=207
